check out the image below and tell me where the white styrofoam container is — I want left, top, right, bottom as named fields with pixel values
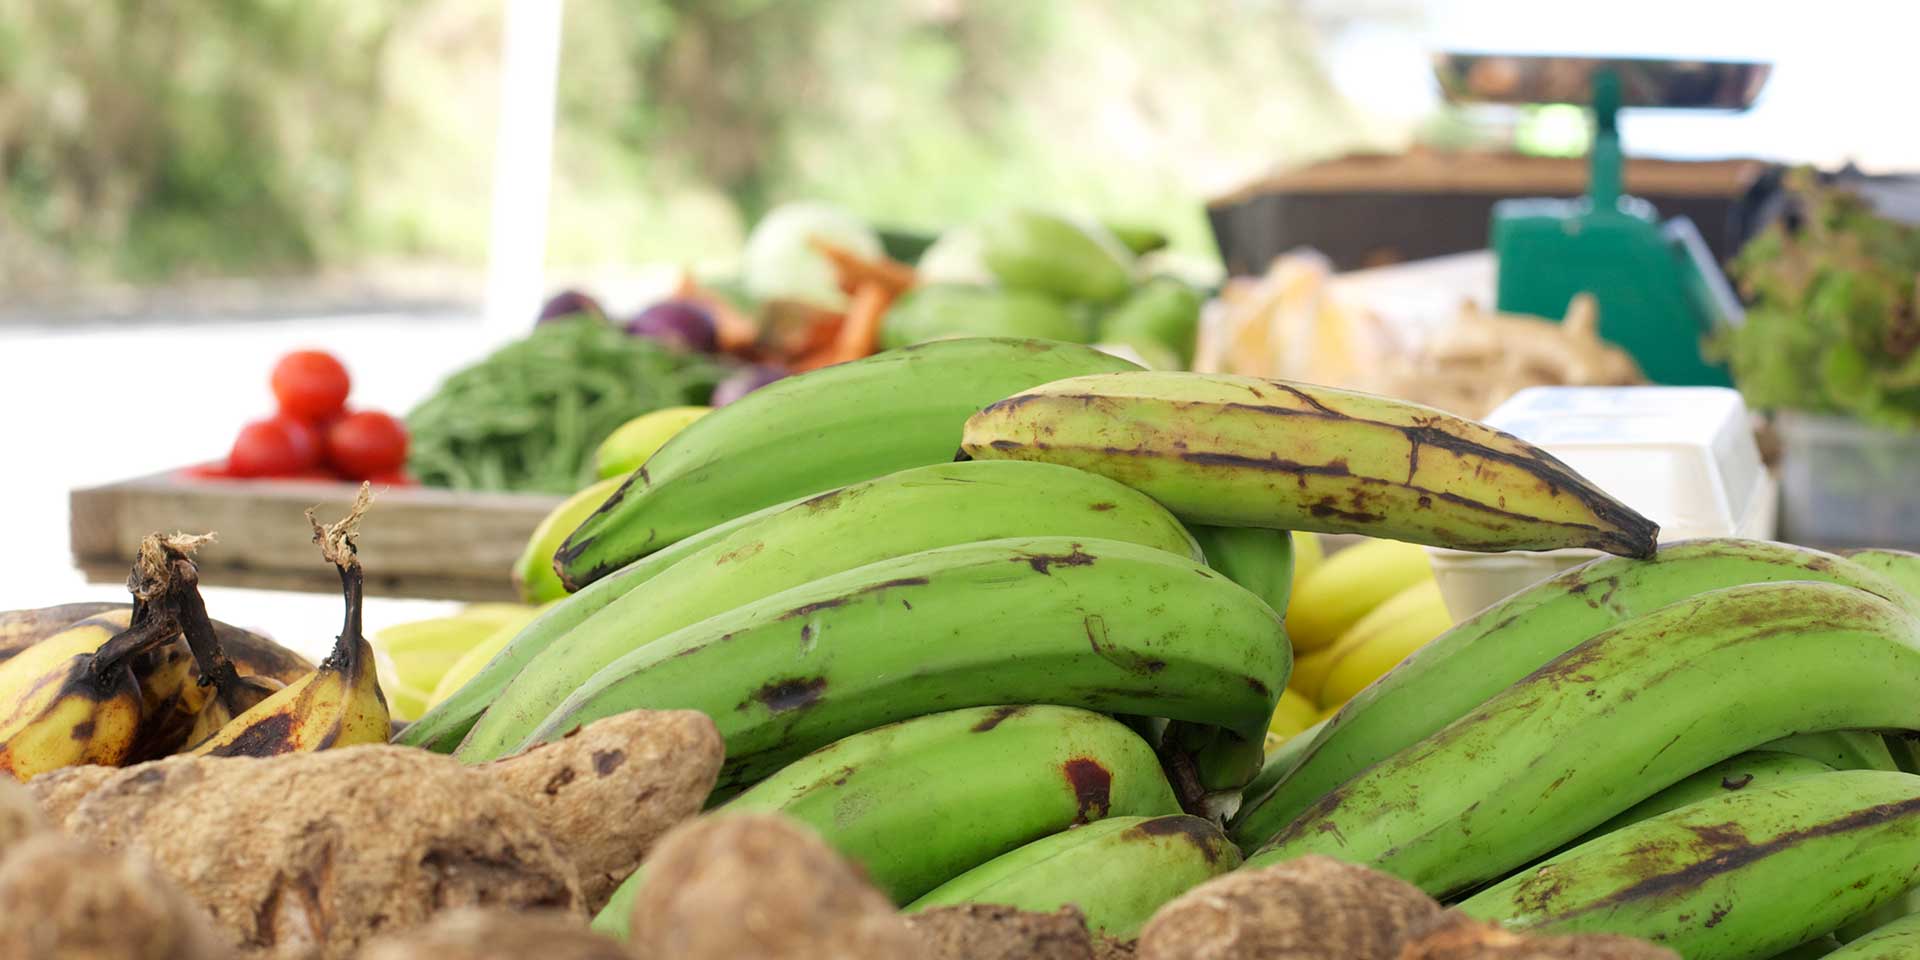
left=1426, top=386, right=1778, bottom=622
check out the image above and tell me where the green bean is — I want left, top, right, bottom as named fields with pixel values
left=404, top=317, right=726, bottom=493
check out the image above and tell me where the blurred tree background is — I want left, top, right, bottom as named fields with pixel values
left=0, top=0, right=1392, bottom=295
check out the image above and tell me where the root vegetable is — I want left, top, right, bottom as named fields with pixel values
left=1398, top=913, right=1679, bottom=960
left=25, top=762, right=117, bottom=826
left=355, top=908, right=632, bottom=960
left=45, top=708, right=720, bottom=960
left=491, top=708, right=723, bottom=910
left=627, top=813, right=921, bottom=959
left=1096, top=939, right=1137, bottom=960
left=906, top=904, right=1097, bottom=960
left=0, top=832, right=231, bottom=960
left=0, top=776, right=44, bottom=853
left=1137, top=855, right=1442, bottom=960
left=60, top=748, right=579, bottom=959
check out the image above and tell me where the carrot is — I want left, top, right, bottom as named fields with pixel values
left=793, top=282, right=892, bottom=371
left=810, top=239, right=917, bottom=298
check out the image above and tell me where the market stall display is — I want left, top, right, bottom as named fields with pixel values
left=21, top=335, right=1920, bottom=956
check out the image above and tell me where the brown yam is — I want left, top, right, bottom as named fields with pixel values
left=1397, top=912, right=1679, bottom=960
left=354, top=908, right=632, bottom=960
left=906, top=903, right=1097, bottom=960
left=25, top=762, right=118, bottom=826
left=57, top=748, right=581, bottom=960
left=489, top=708, right=722, bottom=911
left=1137, top=855, right=1442, bottom=960
left=0, top=832, right=232, bottom=960
left=627, top=813, right=921, bottom=959
left=0, top=776, right=44, bottom=855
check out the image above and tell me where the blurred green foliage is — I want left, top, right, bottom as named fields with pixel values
left=1, top=0, right=1372, bottom=286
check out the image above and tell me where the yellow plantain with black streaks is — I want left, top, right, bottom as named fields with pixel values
left=192, top=489, right=390, bottom=757
left=0, top=608, right=185, bottom=780
left=962, top=371, right=1657, bottom=556
left=0, top=602, right=123, bottom=662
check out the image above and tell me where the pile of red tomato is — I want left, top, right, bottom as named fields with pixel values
left=185, top=351, right=413, bottom=485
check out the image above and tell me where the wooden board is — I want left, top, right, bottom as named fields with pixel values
left=71, top=473, right=565, bottom=602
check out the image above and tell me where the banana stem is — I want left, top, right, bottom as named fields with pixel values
left=86, top=608, right=183, bottom=690
left=1155, top=736, right=1212, bottom=818
left=322, top=559, right=368, bottom=674
left=164, top=559, right=250, bottom=715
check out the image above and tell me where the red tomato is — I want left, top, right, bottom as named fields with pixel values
left=271, top=351, right=351, bottom=420
left=229, top=419, right=312, bottom=477
left=325, top=411, right=409, bottom=481
left=269, top=414, right=323, bottom=471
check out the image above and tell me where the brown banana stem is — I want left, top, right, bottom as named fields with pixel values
left=86, top=609, right=183, bottom=690
left=163, top=559, right=250, bottom=715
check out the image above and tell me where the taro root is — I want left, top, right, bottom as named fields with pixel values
left=0, top=775, right=43, bottom=853
left=627, top=813, right=921, bottom=959
left=1096, top=938, right=1138, bottom=960
left=46, top=709, right=721, bottom=960
left=1138, top=855, right=1442, bottom=960
left=0, top=832, right=231, bottom=960
left=907, top=903, right=1097, bottom=960
left=492, top=708, right=721, bottom=910
left=1398, top=912, right=1679, bottom=960
left=355, top=908, right=631, bottom=960
left=25, top=762, right=118, bottom=826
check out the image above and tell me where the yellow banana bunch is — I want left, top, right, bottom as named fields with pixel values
left=0, top=608, right=182, bottom=780
left=1311, top=579, right=1454, bottom=709
left=193, top=488, right=390, bottom=757
left=373, top=604, right=540, bottom=721
left=1284, top=538, right=1433, bottom=653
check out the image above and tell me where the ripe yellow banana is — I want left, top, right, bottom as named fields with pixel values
left=1285, top=538, right=1434, bottom=654
left=961, top=371, right=1658, bottom=557
left=0, top=602, right=123, bottom=663
left=373, top=605, right=541, bottom=721
left=192, top=494, right=390, bottom=757
left=0, top=608, right=183, bottom=780
left=1312, top=578, right=1453, bottom=708
left=1268, top=687, right=1319, bottom=740
left=1290, top=531, right=1324, bottom=592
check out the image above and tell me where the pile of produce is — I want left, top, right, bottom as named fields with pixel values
left=14, top=335, right=1920, bottom=959
left=1725, top=169, right=1920, bottom=428
left=189, top=350, right=413, bottom=484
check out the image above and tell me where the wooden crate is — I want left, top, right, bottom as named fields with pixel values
left=70, top=473, right=564, bottom=602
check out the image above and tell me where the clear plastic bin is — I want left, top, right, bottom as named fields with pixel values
left=1426, top=386, right=1777, bottom=621
left=1776, top=411, right=1920, bottom=550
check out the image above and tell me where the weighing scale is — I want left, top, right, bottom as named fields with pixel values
left=1431, top=53, right=1772, bottom=386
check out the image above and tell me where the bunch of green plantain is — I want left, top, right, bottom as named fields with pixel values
left=1230, top=538, right=1920, bottom=960
left=396, top=334, right=1684, bottom=939
left=0, top=487, right=395, bottom=782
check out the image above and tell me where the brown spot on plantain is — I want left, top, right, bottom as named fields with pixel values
left=204, top=712, right=299, bottom=758
left=1020, top=546, right=1096, bottom=574
left=714, top=541, right=765, bottom=565
left=1133, top=815, right=1226, bottom=863
left=748, top=677, right=827, bottom=714
left=971, top=706, right=1025, bottom=733
left=1062, top=758, right=1113, bottom=822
